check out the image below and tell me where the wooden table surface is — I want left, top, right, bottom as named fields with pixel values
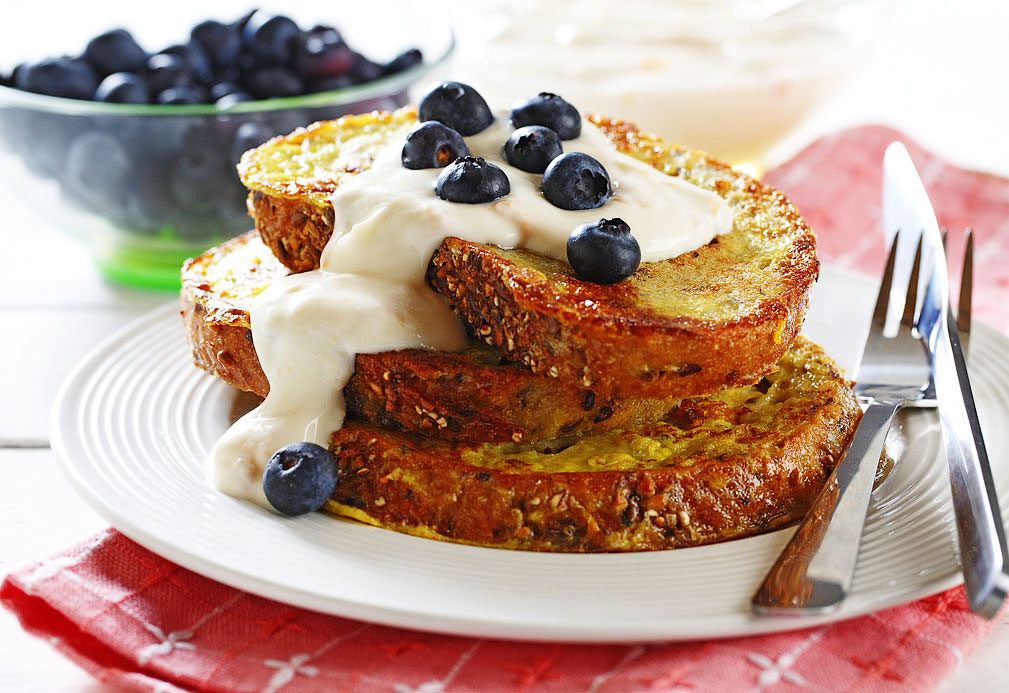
left=2, top=1, right=1008, bottom=690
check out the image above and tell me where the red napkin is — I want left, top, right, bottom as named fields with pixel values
left=4, top=126, right=1008, bottom=692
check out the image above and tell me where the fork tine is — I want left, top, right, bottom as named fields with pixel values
left=900, top=234, right=924, bottom=331
left=958, top=228, right=974, bottom=354
left=872, top=232, right=900, bottom=328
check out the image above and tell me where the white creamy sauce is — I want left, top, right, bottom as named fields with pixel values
left=208, top=114, right=733, bottom=506
left=452, top=0, right=872, bottom=162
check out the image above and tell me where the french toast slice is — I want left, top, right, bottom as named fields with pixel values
left=182, top=231, right=681, bottom=443
left=327, top=336, right=860, bottom=552
left=238, top=109, right=817, bottom=399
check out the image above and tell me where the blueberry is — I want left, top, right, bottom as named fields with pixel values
left=263, top=108, right=311, bottom=136
left=566, top=218, right=641, bottom=284
left=94, top=72, right=149, bottom=104
left=62, top=131, right=132, bottom=212
left=435, top=156, right=510, bottom=204
left=215, top=91, right=254, bottom=108
left=307, top=75, right=353, bottom=94
left=541, top=152, right=611, bottom=210
left=418, top=81, right=494, bottom=136
left=262, top=442, right=340, bottom=516
left=511, top=92, right=581, bottom=140
left=242, top=12, right=300, bottom=65
left=14, top=111, right=84, bottom=176
left=162, top=43, right=213, bottom=85
left=245, top=65, right=303, bottom=98
left=170, top=125, right=232, bottom=212
left=231, top=8, right=259, bottom=35
left=347, top=51, right=384, bottom=84
left=191, top=20, right=242, bottom=70
left=124, top=166, right=177, bottom=235
left=156, top=85, right=208, bottom=104
left=145, top=53, right=191, bottom=93
left=16, top=57, right=96, bottom=100
left=294, top=26, right=352, bottom=79
left=84, top=29, right=147, bottom=76
left=402, top=121, right=468, bottom=170
left=231, top=120, right=276, bottom=164
left=383, top=48, right=423, bottom=76
left=210, top=81, right=244, bottom=100
left=502, top=125, right=562, bottom=173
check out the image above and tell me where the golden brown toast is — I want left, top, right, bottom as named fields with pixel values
left=327, top=336, right=860, bottom=552
left=181, top=231, right=681, bottom=443
left=238, top=109, right=817, bottom=400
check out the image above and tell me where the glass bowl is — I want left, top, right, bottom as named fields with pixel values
left=0, top=4, right=453, bottom=290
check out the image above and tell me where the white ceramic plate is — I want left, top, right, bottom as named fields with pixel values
left=51, top=266, right=1009, bottom=642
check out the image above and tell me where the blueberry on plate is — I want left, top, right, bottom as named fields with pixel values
left=84, top=29, right=148, bottom=76
left=402, top=121, right=469, bottom=169
left=511, top=92, right=581, bottom=140
left=435, top=156, right=510, bottom=203
left=242, top=12, right=300, bottom=65
left=94, top=72, right=149, bottom=104
left=567, top=218, right=641, bottom=284
left=263, top=442, right=340, bottom=516
left=15, top=57, right=96, bottom=100
left=418, top=81, right=494, bottom=136
left=541, top=152, right=611, bottom=210
left=502, top=125, right=562, bottom=173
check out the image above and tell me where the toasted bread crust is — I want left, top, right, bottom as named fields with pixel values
left=181, top=232, right=681, bottom=443
left=240, top=109, right=416, bottom=273
left=240, top=110, right=817, bottom=398
left=249, top=192, right=334, bottom=274
left=327, top=337, right=860, bottom=552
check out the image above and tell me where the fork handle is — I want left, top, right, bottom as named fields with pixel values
left=752, top=400, right=900, bottom=615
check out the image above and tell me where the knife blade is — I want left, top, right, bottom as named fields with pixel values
left=883, top=142, right=1009, bottom=617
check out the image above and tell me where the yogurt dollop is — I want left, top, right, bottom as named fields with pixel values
left=208, top=115, right=734, bottom=505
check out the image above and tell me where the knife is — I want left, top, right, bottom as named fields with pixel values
left=883, top=142, right=1009, bottom=617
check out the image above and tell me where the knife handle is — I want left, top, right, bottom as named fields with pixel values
left=939, top=311, right=1009, bottom=617
left=752, top=400, right=900, bottom=615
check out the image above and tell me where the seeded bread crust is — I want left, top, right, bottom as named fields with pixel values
left=181, top=231, right=681, bottom=443
left=239, top=109, right=818, bottom=399
left=326, top=336, right=860, bottom=552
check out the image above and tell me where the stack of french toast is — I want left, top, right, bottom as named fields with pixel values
left=181, top=104, right=861, bottom=552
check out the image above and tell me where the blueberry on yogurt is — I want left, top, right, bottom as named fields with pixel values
left=435, top=156, right=510, bottom=203
left=402, top=121, right=469, bottom=169
left=510, top=92, right=581, bottom=140
left=418, top=81, right=494, bottom=136
left=502, top=125, right=562, bottom=174
left=567, top=218, right=641, bottom=284
left=541, top=152, right=611, bottom=210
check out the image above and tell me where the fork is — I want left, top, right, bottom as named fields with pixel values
left=752, top=230, right=934, bottom=614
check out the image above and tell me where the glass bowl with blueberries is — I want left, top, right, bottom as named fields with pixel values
left=0, top=5, right=454, bottom=290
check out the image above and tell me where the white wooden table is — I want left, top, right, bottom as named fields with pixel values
left=2, top=1, right=1008, bottom=690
